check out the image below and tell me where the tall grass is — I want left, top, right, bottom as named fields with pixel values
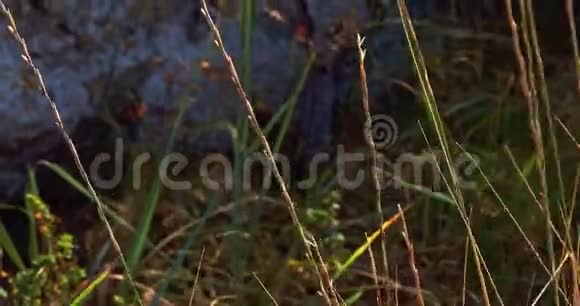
left=200, top=1, right=340, bottom=305
left=228, top=0, right=254, bottom=276
left=126, top=99, right=189, bottom=274
left=395, top=0, right=578, bottom=304
left=0, top=0, right=578, bottom=304
left=398, top=0, right=536, bottom=305
left=505, top=0, right=579, bottom=303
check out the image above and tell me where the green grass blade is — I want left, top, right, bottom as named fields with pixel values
left=248, top=101, right=290, bottom=152
left=394, top=178, right=455, bottom=204
left=38, top=161, right=92, bottom=199
left=0, top=221, right=25, bottom=270
left=236, top=0, right=253, bottom=155
left=228, top=0, right=254, bottom=276
left=127, top=100, right=189, bottom=273
left=0, top=203, right=27, bottom=214
left=273, top=52, right=316, bottom=153
left=25, top=167, right=39, bottom=261
left=38, top=161, right=142, bottom=244
left=39, top=159, right=174, bottom=271
left=26, top=167, right=39, bottom=195
left=396, top=1, right=499, bottom=304
left=151, top=193, right=220, bottom=306
left=344, top=290, right=364, bottom=305
left=521, top=153, right=537, bottom=180
left=70, top=268, right=110, bottom=306
left=126, top=178, right=161, bottom=272
left=249, top=52, right=316, bottom=152
left=240, top=0, right=253, bottom=90
left=565, top=0, right=580, bottom=95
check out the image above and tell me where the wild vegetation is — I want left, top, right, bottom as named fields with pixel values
left=0, top=0, right=578, bottom=305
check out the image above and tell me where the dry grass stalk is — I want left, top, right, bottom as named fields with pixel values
left=199, top=1, right=339, bottom=305
left=461, top=236, right=469, bottom=306
left=397, top=204, right=425, bottom=306
left=365, top=233, right=384, bottom=306
left=530, top=253, right=570, bottom=306
left=188, top=246, right=206, bottom=306
left=108, top=274, right=175, bottom=306
left=253, top=272, right=280, bottom=306
left=357, top=33, right=390, bottom=303
left=505, top=0, right=564, bottom=303
left=0, top=1, right=142, bottom=304
left=396, top=1, right=495, bottom=304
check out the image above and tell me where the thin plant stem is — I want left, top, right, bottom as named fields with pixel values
left=357, top=34, right=390, bottom=294
left=397, top=1, right=495, bottom=304
left=525, top=0, right=566, bottom=210
left=506, top=0, right=560, bottom=303
left=0, top=2, right=142, bottom=304
left=531, top=253, right=570, bottom=306
left=199, top=2, right=339, bottom=304
left=365, top=233, right=383, bottom=306
left=189, top=247, right=206, bottom=306
left=564, top=0, right=580, bottom=95
left=397, top=204, right=425, bottom=306
left=253, top=272, right=279, bottom=306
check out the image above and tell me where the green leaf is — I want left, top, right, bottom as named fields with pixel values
left=126, top=177, right=161, bottom=272
left=248, top=52, right=316, bottom=153
left=273, top=52, right=316, bottom=153
left=126, top=98, right=189, bottom=274
left=25, top=167, right=39, bottom=262
left=0, top=221, right=25, bottom=270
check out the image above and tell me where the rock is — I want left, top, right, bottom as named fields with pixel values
left=0, top=0, right=310, bottom=197
left=0, top=0, right=443, bottom=199
left=0, top=24, right=93, bottom=198
left=305, top=0, right=369, bottom=31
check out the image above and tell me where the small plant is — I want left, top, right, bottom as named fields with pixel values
left=1, top=195, right=86, bottom=306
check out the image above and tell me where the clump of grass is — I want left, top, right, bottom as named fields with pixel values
left=0, top=0, right=578, bottom=304
left=199, top=1, right=340, bottom=304
left=396, top=0, right=497, bottom=304
left=392, top=0, right=579, bottom=304
left=505, top=0, right=579, bottom=303
left=125, top=99, right=189, bottom=273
